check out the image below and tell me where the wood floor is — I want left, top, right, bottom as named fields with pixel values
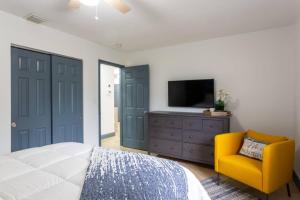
left=102, top=130, right=300, bottom=200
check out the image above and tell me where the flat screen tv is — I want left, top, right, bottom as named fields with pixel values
left=168, top=79, right=214, bottom=108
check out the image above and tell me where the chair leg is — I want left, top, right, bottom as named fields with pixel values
left=286, top=183, right=291, bottom=197
left=216, top=173, right=220, bottom=186
left=265, top=194, right=269, bottom=200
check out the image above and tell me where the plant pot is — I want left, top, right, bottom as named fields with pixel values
left=215, top=101, right=225, bottom=111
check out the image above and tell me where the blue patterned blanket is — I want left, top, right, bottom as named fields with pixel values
left=80, top=148, right=188, bottom=200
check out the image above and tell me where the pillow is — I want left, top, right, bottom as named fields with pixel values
left=239, top=137, right=268, bottom=160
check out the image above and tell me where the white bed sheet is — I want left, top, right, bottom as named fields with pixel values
left=0, top=143, right=210, bottom=200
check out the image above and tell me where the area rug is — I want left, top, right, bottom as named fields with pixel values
left=201, top=177, right=259, bottom=200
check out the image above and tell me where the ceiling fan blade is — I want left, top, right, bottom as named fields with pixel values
left=68, top=0, right=81, bottom=10
left=104, top=0, right=131, bottom=14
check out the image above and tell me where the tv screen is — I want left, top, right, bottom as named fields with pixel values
left=168, top=79, right=214, bottom=108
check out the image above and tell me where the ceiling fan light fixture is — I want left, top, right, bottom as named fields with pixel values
left=79, top=0, right=99, bottom=6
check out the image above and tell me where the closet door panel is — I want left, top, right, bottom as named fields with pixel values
left=52, top=56, right=83, bottom=143
left=11, top=47, right=52, bottom=151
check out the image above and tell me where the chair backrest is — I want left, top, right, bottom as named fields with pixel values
left=247, top=130, right=288, bottom=144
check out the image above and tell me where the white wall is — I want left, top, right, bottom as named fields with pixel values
left=100, top=64, right=115, bottom=136
left=126, top=26, right=296, bottom=139
left=0, top=11, right=125, bottom=154
left=295, top=18, right=300, bottom=178
left=0, top=9, right=299, bottom=168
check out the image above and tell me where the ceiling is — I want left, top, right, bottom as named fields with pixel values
left=0, top=0, right=299, bottom=51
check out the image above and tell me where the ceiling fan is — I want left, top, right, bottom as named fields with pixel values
left=68, top=0, right=131, bottom=14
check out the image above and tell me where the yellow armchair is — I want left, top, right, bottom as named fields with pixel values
left=215, top=130, right=295, bottom=199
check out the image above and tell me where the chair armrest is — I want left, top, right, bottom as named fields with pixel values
left=262, top=139, right=295, bottom=193
left=215, top=132, right=245, bottom=171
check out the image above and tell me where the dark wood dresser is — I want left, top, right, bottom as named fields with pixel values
left=148, top=111, right=230, bottom=165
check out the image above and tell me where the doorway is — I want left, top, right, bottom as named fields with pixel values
left=99, top=61, right=150, bottom=151
left=99, top=60, right=124, bottom=149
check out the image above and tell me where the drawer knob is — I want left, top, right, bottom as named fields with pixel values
left=188, top=136, right=192, bottom=139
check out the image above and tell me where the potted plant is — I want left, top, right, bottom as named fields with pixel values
left=215, top=89, right=230, bottom=111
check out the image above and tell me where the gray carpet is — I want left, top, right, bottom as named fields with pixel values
left=201, top=177, right=259, bottom=200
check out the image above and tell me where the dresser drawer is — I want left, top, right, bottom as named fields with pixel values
left=149, top=117, right=166, bottom=127
left=183, top=117, right=203, bottom=131
left=150, top=128, right=182, bottom=141
left=183, top=143, right=214, bottom=163
left=149, top=116, right=182, bottom=128
left=166, top=117, right=182, bottom=128
left=183, top=130, right=214, bottom=145
left=203, top=120, right=224, bottom=132
left=149, top=139, right=181, bottom=157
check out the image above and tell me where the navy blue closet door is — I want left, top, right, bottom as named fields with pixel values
left=122, top=65, right=149, bottom=150
left=11, top=47, right=52, bottom=151
left=51, top=56, right=83, bottom=143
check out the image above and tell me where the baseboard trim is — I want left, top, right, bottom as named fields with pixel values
left=293, top=171, right=300, bottom=192
left=101, top=132, right=115, bottom=139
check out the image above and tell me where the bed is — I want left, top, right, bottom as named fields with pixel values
left=0, top=143, right=210, bottom=200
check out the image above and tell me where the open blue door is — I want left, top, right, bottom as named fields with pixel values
left=121, top=65, right=149, bottom=150
left=11, top=47, right=52, bottom=151
left=51, top=56, right=83, bottom=143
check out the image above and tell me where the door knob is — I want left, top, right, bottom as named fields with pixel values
left=11, top=122, right=17, bottom=128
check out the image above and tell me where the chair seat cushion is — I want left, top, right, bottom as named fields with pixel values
left=218, top=155, right=262, bottom=190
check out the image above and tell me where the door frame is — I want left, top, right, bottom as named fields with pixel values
left=11, top=44, right=83, bottom=62
left=98, top=60, right=125, bottom=146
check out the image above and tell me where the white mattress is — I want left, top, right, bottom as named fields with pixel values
left=0, top=143, right=210, bottom=200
